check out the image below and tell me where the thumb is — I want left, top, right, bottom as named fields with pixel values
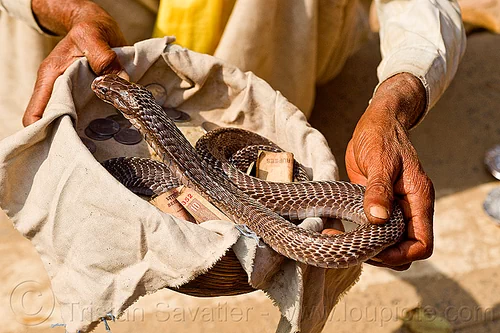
left=83, top=41, right=124, bottom=76
left=364, top=169, right=395, bottom=224
left=70, top=23, right=127, bottom=76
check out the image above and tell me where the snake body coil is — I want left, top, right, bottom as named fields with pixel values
left=92, top=74, right=405, bottom=269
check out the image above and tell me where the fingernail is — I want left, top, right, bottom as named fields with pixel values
left=322, top=229, right=344, bottom=236
left=369, top=205, right=389, bottom=220
left=117, top=70, right=130, bottom=81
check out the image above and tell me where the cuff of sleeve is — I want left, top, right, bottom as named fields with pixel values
left=0, top=0, right=45, bottom=34
left=374, top=46, right=446, bottom=129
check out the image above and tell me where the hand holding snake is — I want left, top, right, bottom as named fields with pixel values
left=345, top=73, right=435, bottom=271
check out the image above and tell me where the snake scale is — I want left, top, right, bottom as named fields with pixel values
left=92, top=74, right=405, bottom=269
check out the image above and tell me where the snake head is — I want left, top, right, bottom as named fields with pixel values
left=92, top=74, right=138, bottom=115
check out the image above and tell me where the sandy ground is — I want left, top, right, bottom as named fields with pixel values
left=1, top=31, right=500, bottom=333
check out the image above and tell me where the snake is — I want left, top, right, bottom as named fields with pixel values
left=92, top=74, right=406, bottom=269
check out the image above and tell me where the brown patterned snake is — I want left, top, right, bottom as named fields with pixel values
left=92, top=74, right=406, bottom=269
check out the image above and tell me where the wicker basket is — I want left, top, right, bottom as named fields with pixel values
left=172, top=248, right=255, bottom=297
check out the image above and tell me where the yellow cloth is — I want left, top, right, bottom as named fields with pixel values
left=152, top=0, right=235, bottom=55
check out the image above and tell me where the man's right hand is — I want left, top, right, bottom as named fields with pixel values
left=23, top=0, right=128, bottom=126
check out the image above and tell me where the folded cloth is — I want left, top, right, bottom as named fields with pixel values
left=0, top=37, right=361, bottom=333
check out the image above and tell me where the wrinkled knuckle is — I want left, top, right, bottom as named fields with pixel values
left=91, top=51, right=118, bottom=74
left=403, top=143, right=419, bottom=158
left=70, top=21, right=103, bottom=43
left=38, top=57, right=58, bottom=75
left=71, top=22, right=94, bottom=39
left=367, top=178, right=393, bottom=198
left=35, top=62, right=60, bottom=90
left=426, top=177, right=436, bottom=198
left=38, top=43, right=72, bottom=77
left=72, top=19, right=119, bottom=43
left=419, top=174, right=435, bottom=200
left=419, top=171, right=432, bottom=186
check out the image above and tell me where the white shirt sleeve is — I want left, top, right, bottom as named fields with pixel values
left=375, top=0, right=466, bottom=125
left=0, top=0, right=44, bottom=33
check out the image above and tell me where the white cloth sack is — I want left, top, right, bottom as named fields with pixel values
left=0, top=37, right=362, bottom=333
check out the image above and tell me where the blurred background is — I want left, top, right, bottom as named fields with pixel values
left=1, top=1, right=500, bottom=332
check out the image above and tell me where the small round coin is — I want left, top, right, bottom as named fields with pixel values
left=485, top=144, right=500, bottom=180
left=80, top=137, right=97, bottom=154
left=172, top=110, right=191, bottom=123
left=484, top=187, right=500, bottom=225
left=201, top=121, right=220, bottom=133
left=163, top=107, right=182, bottom=120
left=85, top=126, right=113, bottom=141
left=106, top=114, right=132, bottom=129
left=145, top=83, right=167, bottom=105
left=113, top=128, right=143, bottom=145
left=88, top=118, right=120, bottom=136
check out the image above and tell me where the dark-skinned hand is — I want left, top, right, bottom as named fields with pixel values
left=23, top=0, right=128, bottom=126
left=323, top=73, right=435, bottom=271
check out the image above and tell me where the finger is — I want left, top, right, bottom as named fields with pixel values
left=381, top=171, right=435, bottom=265
left=321, top=228, right=344, bottom=236
left=23, top=53, right=74, bottom=126
left=23, top=76, right=54, bottom=126
left=395, top=169, right=435, bottom=226
left=374, top=238, right=432, bottom=266
left=366, top=259, right=411, bottom=271
left=364, top=167, right=396, bottom=224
